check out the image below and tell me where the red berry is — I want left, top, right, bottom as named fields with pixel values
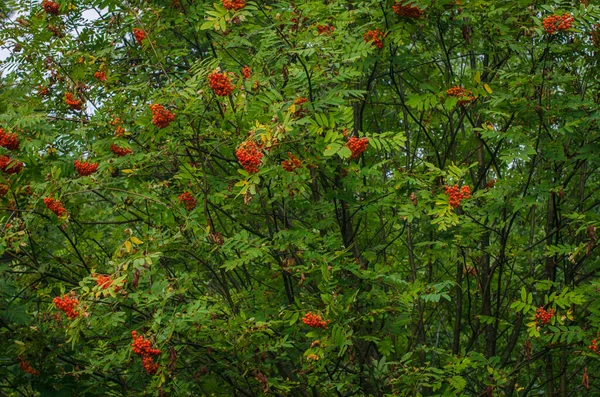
left=53, top=294, right=79, bottom=319
left=346, top=137, right=369, bottom=159
left=0, top=155, right=24, bottom=174
left=208, top=71, right=234, bottom=96
left=178, top=192, right=197, bottom=211
left=316, top=24, right=335, bottom=35
left=236, top=140, right=263, bottom=173
left=65, top=93, right=82, bottom=110
left=94, top=71, right=107, bottom=81
left=0, top=128, right=20, bottom=151
left=543, top=13, right=573, bottom=35
left=392, top=2, right=422, bottom=18
left=363, top=29, right=384, bottom=49
left=131, top=331, right=161, bottom=375
left=222, top=0, right=246, bottom=10
left=150, top=104, right=175, bottom=128
left=282, top=153, right=302, bottom=172
left=110, top=144, right=133, bottom=157
left=74, top=159, right=99, bottom=176
left=302, top=312, right=329, bottom=329
left=133, top=28, right=146, bottom=45
left=44, top=197, right=67, bottom=217
left=42, top=0, right=60, bottom=15
left=241, top=66, right=251, bottom=79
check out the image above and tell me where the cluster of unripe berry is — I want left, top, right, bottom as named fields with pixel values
left=392, top=2, right=422, bottom=18
left=346, top=136, right=369, bottom=159
left=42, top=0, right=60, bottom=15
left=236, top=140, right=263, bottom=173
left=44, top=197, right=67, bottom=217
left=543, top=13, right=573, bottom=35
left=317, top=24, right=335, bottom=35
left=19, top=357, right=39, bottom=376
left=131, top=331, right=161, bottom=375
left=208, top=71, right=234, bottom=96
left=364, top=29, right=384, bottom=49
left=150, top=104, right=175, bottom=128
left=535, top=307, right=554, bottom=326
left=110, top=144, right=133, bottom=157
left=178, top=192, right=197, bottom=211
left=446, top=86, right=475, bottom=106
left=222, top=0, right=246, bottom=10
left=0, top=128, right=20, bottom=151
left=53, top=294, right=79, bottom=319
left=74, top=160, right=98, bottom=176
left=0, top=156, right=23, bottom=174
left=64, top=93, right=82, bottom=110
left=133, top=28, right=146, bottom=45
left=444, top=185, right=471, bottom=208
left=302, top=312, right=329, bottom=329
left=282, top=153, right=302, bottom=172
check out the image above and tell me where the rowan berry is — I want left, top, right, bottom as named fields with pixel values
left=64, top=93, right=82, bottom=110
left=236, top=140, right=263, bottom=173
left=42, top=0, right=60, bottom=15
left=19, top=357, right=39, bottom=376
left=589, top=333, right=600, bottom=355
left=178, top=192, right=197, bottom=211
left=535, top=307, right=554, bottom=326
left=150, top=104, right=175, bottom=128
left=282, top=153, right=302, bottom=172
left=94, top=71, right=107, bottom=81
left=44, top=197, right=67, bottom=217
left=346, top=136, right=369, bottom=159
left=392, top=2, right=422, bottom=18
left=543, top=13, right=574, bottom=35
left=131, top=331, right=161, bottom=375
left=0, top=128, right=20, bottom=151
left=93, top=273, right=124, bottom=292
left=74, top=159, right=99, bottom=176
left=363, top=29, right=384, bottom=49
left=241, top=65, right=251, bottom=79
left=444, top=184, right=471, bottom=208
left=446, top=85, right=475, bottom=105
left=317, top=24, right=335, bottom=35
left=302, top=312, right=329, bottom=329
left=222, top=0, right=246, bottom=10
left=133, top=28, right=146, bottom=45
left=110, top=144, right=133, bottom=157
left=53, top=294, right=79, bottom=319
left=37, top=86, right=49, bottom=96
left=208, top=71, right=234, bottom=96
left=0, top=156, right=24, bottom=174
left=293, top=97, right=309, bottom=117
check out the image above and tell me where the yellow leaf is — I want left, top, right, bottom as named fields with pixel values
left=474, top=71, right=481, bottom=84
left=122, top=169, right=134, bottom=174
left=484, top=84, right=493, bottom=94
left=124, top=240, right=132, bottom=253
left=130, top=236, right=144, bottom=245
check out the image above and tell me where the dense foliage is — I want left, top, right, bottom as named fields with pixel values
left=1, top=0, right=600, bottom=396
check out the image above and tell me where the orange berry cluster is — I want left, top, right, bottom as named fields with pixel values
left=241, top=65, right=251, bottom=79
left=65, top=93, right=82, bottom=110
left=0, top=128, right=20, bottom=151
left=392, top=2, right=423, bottom=18
left=302, top=312, right=328, bottom=329
left=74, top=160, right=98, bottom=176
left=444, top=185, right=471, bottom=208
left=236, top=140, right=263, bottom=173
left=446, top=86, right=475, bottom=105
left=293, top=97, right=309, bottom=117
left=150, top=104, right=175, bottom=128
left=543, top=13, right=574, bottom=35
left=44, top=197, right=67, bottom=217
left=346, top=136, right=369, bottom=159
left=94, top=71, right=107, bottom=81
left=208, top=71, right=234, bottom=96
left=317, top=24, right=335, bottom=35
left=0, top=184, right=8, bottom=197
left=42, top=0, right=60, bottom=15
left=282, top=153, right=302, bottom=172
left=53, top=294, right=79, bottom=319
left=588, top=332, right=600, bottom=355
left=19, top=358, right=39, bottom=376
left=535, top=307, right=554, bottom=326
left=110, top=144, right=133, bottom=157
left=178, top=192, right=197, bottom=211
left=110, top=118, right=126, bottom=137
left=363, top=29, right=384, bottom=49
left=0, top=155, right=24, bottom=174
left=222, top=0, right=246, bottom=10
left=133, top=28, right=146, bottom=45
left=93, top=273, right=123, bottom=292
left=131, top=331, right=161, bottom=375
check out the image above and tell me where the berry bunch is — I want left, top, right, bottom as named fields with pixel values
left=42, top=0, right=60, bottom=15
left=53, top=294, right=79, bottom=319
left=241, top=65, right=251, bottom=79
left=363, top=29, right=384, bottom=49
left=0, top=184, right=8, bottom=197
left=317, top=24, right=335, bottom=35
left=293, top=97, right=309, bottom=117
left=178, top=192, right=197, bottom=211
left=444, top=185, right=471, bottom=208
left=392, top=2, right=423, bottom=18
left=208, top=71, right=234, bottom=96
left=0, top=128, right=20, bottom=151
left=110, top=118, right=126, bottom=137
left=74, top=160, right=99, bottom=176
left=236, top=140, right=263, bottom=173
left=19, top=358, right=39, bottom=376
left=535, top=307, right=554, bottom=326
left=302, top=312, right=329, bottom=329
left=133, top=28, right=146, bottom=45
left=110, top=144, right=133, bottom=157
left=282, top=153, right=302, bottom=172
left=150, top=104, right=175, bottom=128
left=222, top=0, right=246, bottom=10
left=37, top=86, right=49, bottom=96
left=64, top=93, right=82, bottom=110
left=44, top=197, right=67, bottom=217
left=0, top=156, right=24, bottom=174
left=588, top=333, right=600, bottom=355
left=543, top=13, right=574, bottom=35
left=131, top=331, right=161, bottom=375
left=94, top=273, right=124, bottom=292
left=94, top=71, right=107, bottom=81
left=446, top=86, right=475, bottom=105
left=346, top=136, right=369, bottom=159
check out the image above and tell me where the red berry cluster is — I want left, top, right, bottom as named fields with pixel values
left=543, top=13, right=574, bottom=35
left=42, top=0, right=60, bottom=15
left=293, top=97, right=309, bottom=117
left=208, top=71, right=234, bottom=96
left=444, top=185, right=471, bottom=208
left=392, top=2, right=423, bottom=18
left=150, top=104, right=175, bottom=128
left=363, top=29, right=384, bottom=49
left=317, top=24, right=335, bottom=35
left=44, top=197, right=67, bottom=217
left=446, top=86, right=475, bottom=105
left=110, top=144, right=133, bottom=157
left=93, top=273, right=124, bottom=292
left=241, top=65, right=251, bottom=79
left=236, top=140, right=263, bottom=173
left=110, top=118, right=126, bottom=137
left=53, top=294, right=79, bottom=319
left=38, top=86, right=49, bottom=96
left=222, top=0, right=246, bottom=10
left=588, top=332, right=600, bottom=355
left=535, top=307, right=554, bottom=326
left=0, top=128, right=20, bottom=151
left=19, top=358, right=39, bottom=376
left=131, top=331, right=161, bottom=375
left=302, top=312, right=329, bottom=329
left=94, top=71, right=107, bottom=81
left=591, top=24, right=600, bottom=47
left=347, top=136, right=369, bottom=159
left=178, top=192, right=197, bottom=211
left=282, top=153, right=302, bottom=172
left=65, top=93, right=82, bottom=110
left=133, top=28, right=146, bottom=45
left=74, top=160, right=99, bottom=176
left=0, top=184, right=8, bottom=197
left=0, top=156, right=24, bottom=174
